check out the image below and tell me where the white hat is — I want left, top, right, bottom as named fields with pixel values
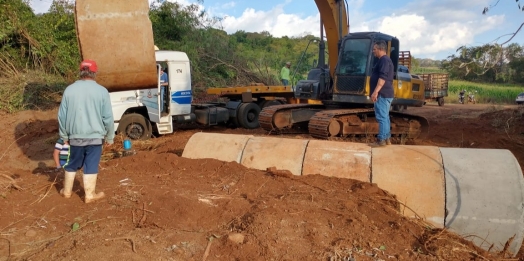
left=286, top=61, right=291, bottom=65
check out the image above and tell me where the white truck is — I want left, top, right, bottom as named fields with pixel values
left=75, top=0, right=265, bottom=140
left=109, top=50, right=248, bottom=139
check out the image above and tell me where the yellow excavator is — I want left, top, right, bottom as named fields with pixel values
left=259, top=0, right=429, bottom=140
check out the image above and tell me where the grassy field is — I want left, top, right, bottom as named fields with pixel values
left=443, top=80, right=524, bottom=104
left=412, top=67, right=446, bottom=74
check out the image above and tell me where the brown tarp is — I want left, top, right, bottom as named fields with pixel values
left=75, top=0, right=157, bottom=92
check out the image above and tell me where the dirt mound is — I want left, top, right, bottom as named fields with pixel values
left=1, top=150, right=495, bottom=260
left=1, top=104, right=523, bottom=260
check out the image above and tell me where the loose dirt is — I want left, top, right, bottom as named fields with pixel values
left=0, top=103, right=523, bottom=261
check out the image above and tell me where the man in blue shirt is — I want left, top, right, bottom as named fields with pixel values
left=369, top=40, right=394, bottom=147
left=159, top=66, right=169, bottom=114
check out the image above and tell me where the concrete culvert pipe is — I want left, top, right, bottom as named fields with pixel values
left=182, top=133, right=524, bottom=256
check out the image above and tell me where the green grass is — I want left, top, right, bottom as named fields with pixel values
left=412, top=67, right=446, bottom=74
left=447, top=80, right=524, bottom=104
left=0, top=71, right=68, bottom=113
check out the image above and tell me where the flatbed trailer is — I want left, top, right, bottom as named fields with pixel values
left=205, top=84, right=321, bottom=128
left=421, top=73, right=449, bottom=106
left=399, top=51, right=449, bottom=106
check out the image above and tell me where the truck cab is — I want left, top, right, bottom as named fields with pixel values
left=109, top=50, right=235, bottom=140
left=109, top=51, right=195, bottom=139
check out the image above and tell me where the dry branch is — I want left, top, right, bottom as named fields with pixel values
left=30, top=175, right=58, bottom=205
left=0, top=174, right=23, bottom=191
left=200, top=52, right=267, bottom=85
left=105, top=237, right=137, bottom=253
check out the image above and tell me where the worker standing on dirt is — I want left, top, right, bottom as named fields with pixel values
left=370, top=40, right=394, bottom=147
left=281, top=61, right=291, bottom=87
left=57, top=59, right=114, bottom=203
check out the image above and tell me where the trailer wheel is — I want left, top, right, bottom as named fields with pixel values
left=237, top=102, right=261, bottom=129
left=437, top=97, right=445, bottom=106
left=117, top=113, right=152, bottom=140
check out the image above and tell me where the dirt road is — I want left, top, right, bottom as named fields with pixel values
left=0, top=104, right=522, bottom=260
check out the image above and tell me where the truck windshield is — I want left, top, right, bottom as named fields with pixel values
left=336, top=39, right=371, bottom=76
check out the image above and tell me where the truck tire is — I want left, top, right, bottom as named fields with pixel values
left=237, top=102, right=261, bottom=129
left=437, top=97, right=444, bottom=106
left=117, top=113, right=152, bottom=140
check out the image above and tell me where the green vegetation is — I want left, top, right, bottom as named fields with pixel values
left=442, top=43, right=524, bottom=84
left=0, top=0, right=522, bottom=113
left=447, top=80, right=524, bottom=104
left=412, top=67, right=446, bottom=74
left=0, top=0, right=320, bottom=112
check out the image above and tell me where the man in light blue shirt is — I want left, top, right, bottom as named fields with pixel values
left=58, top=59, right=114, bottom=203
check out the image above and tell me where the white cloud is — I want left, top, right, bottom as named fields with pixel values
left=220, top=5, right=319, bottom=37
left=29, top=0, right=506, bottom=59
left=367, top=14, right=491, bottom=54
left=215, top=1, right=503, bottom=58
left=353, top=12, right=504, bottom=57
left=217, top=0, right=506, bottom=58
left=221, top=1, right=236, bottom=9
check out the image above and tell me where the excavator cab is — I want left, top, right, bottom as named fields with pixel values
left=295, top=32, right=399, bottom=103
left=295, top=31, right=424, bottom=108
left=332, top=32, right=399, bottom=104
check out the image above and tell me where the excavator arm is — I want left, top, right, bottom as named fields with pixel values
left=314, top=0, right=348, bottom=78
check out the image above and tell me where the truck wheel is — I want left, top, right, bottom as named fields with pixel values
left=437, top=97, right=444, bottom=106
left=117, top=113, right=152, bottom=140
left=237, top=103, right=261, bottom=129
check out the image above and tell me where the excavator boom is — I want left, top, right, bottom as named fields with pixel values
left=314, top=0, right=348, bottom=77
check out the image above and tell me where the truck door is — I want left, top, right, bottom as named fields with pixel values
left=167, top=61, right=192, bottom=115
left=145, top=64, right=163, bottom=123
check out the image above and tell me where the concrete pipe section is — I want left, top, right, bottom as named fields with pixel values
left=182, top=133, right=524, bottom=256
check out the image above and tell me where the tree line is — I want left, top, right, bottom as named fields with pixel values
left=1, top=0, right=523, bottom=90
left=442, top=43, right=524, bottom=84
left=0, top=0, right=320, bottom=90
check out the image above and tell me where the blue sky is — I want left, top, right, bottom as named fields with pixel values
left=29, top=0, right=524, bottom=59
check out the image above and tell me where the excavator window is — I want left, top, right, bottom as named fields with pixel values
left=336, top=39, right=371, bottom=76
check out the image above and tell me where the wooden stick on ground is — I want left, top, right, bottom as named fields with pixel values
left=30, top=175, right=58, bottom=205
left=1, top=174, right=23, bottom=190
left=202, top=236, right=216, bottom=261
left=105, top=237, right=137, bottom=253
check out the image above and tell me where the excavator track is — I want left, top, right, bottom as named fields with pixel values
left=308, top=109, right=430, bottom=140
left=308, top=108, right=374, bottom=139
left=259, top=103, right=324, bottom=133
left=260, top=104, right=429, bottom=140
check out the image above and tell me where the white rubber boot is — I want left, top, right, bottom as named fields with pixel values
left=83, top=174, right=105, bottom=203
left=60, top=171, right=76, bottom=198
